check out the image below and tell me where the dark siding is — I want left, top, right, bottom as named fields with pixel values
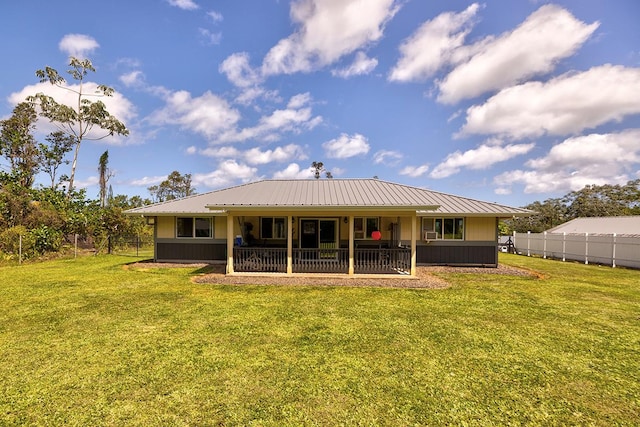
left=157, top=241, right=226, bottom=262
left=417, top=242, right=497, bottom=266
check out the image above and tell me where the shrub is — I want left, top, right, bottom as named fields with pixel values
left=0, top=226, right=36, bottom=258
left=30, top=225, right=63, bottom=254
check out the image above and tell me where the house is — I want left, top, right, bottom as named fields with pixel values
left=125, top=179, right=532, bottom=276
left=546, top=216, right=640, bottom=236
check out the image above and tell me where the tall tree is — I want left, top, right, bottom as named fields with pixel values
left=148, top=171, right=196, bottom=202
left=40, top=131, right=74, bottom=189
left=98, top=150, right=111, bottom=208
left=311, top=161, right=332, bottom=179
left=28, top=57, right=128, bottom=196
left=0, top=102, right=41, bottom=188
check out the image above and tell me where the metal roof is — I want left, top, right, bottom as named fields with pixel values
left=546, top=216, right=640, bottom=236
left=125, top=179, right=533, bottom=216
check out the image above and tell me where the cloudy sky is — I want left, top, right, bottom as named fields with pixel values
left=1, top=0, right=639, bottom=206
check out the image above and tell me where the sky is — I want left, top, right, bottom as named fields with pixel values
left=1, top=0, right=639, bottom=207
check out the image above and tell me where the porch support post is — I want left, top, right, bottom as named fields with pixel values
left=410, top=214, right=417, bottom=276
left=348, top=215, right=354, bottom=275
left=226, top=214, right=234, bottom=274
left=287, top=215, right=293, bottom=274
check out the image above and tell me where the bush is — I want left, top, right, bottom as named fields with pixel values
left=30, top=225, right=63, bottom=254
left=0, top=226, right=36, bottom=258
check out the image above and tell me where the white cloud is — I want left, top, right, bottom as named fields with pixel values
left=207, top=10, right=223, bottom=22
left=149, top=90, right=240, bottom=140
left=73, top=175, right=99, bottom=189
left=167, top=0, right=198, bottom=10
left=199, top=146, right=241, bottom=158
left=460, top=65, right=640, bottom=139
left=273, top=163, right=315, bottom=179
left=332, top=51, right=378, bottom=78
left=220, top=52, right=261, bottom=88
left=200, top=144, right=307, bottom=165
left=494, top=129, right=640, bottom=194
left=322, top=133, right=370, bottom=159
left=192, top=160, right=259, bottom=189
left=244, top=144, right=308, bottom=165
left=373, top=149, right=403, bottom=166
left=388, top=3, right=479, bottom=82
left=399, top=164, right=429, bottom=177
left=218, top=93, right=322, bottom=143
left=287, top=92, right=312, bottom=109
left=262, top=0, right=400, bottom=75
left=119, top=70, right=145, bottom=87
left=130, top=175, right=168, bottom=186
left=58, top=34, right=99, bottom=59
left=198, top=28, right=222, bottom=45
left=185, top=146, right=197, bottom=155
left=430, top=142, right=535, bottom=178
left=437, top=5, right=599, bottom=103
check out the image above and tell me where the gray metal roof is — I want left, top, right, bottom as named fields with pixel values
left=125, top=179, right=532, bottom=216
left=546, top=216, right=640, bottom=236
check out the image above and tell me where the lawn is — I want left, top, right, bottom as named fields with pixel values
left=1, top=254, right=638, bottom=426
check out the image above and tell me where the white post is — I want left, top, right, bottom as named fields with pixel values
left=226, top=215, right=234, bottom=274
left=527, top=231, right=531, bottom=257
left=410, top=215, right=417, bottom=276
left=19, top=234, right=22, bottom=264
left=562, top=232, right=566, bottom=262
left=543, top=231, right=547, bottom=259
left=612, top=233, right=617, bottom=268
left=348, top=216, right=354, bottom=275
left=287, top=215, right=293, bottom=274
left=585, top=232, right=589, bottom=265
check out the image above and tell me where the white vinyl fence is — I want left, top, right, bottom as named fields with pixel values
left=513, top=232, right=640, bottom=269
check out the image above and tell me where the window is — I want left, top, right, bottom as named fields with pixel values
left=177, top=217, right=212, bottom=238
left=261, top=217, right=286, bottom=239
left=354, top=217, right=380, bottom=239
left=423, top=217, right=464, bottom=240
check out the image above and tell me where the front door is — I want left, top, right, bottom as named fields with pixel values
left=300, top=219, right=338, bottom=255
left=300, top=219, right=318, bottom=249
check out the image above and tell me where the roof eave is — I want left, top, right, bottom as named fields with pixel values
left=205, top=204, right=441, bottom=213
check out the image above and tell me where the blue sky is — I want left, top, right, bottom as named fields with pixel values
left=1, top=0, right=639, bottom=207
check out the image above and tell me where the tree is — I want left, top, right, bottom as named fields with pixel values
left=148, top=171, right=196, bottom=202
left=563, top=183, right=631, bottom=218
left=98, top=150, right=112, bottom=208
left=311, top=161, right=332, bottom=179
left=0, top=102, right=41, bottom=188
left=40, top=131, right=74, bottom=189
left=509, top=198, right=568, bottom=233
left=28, top=57, right=129, bottom=196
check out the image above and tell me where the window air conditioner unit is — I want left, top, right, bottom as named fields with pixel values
left=424, top=231, right=438, bottom=240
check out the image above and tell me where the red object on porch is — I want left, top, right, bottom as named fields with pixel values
left=371, top=230, right=382, bottom=240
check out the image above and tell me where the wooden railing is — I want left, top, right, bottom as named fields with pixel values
left=354, top=247, right=411, bottom=274
left=233, top=247, right=411, bottom=274
left=233, top=247, right=287, bottom=272
left=293, top=248, right=349, bottom=273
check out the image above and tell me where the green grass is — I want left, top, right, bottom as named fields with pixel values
left=1, top=254, right=639, bottom=426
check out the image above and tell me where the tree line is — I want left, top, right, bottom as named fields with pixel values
left=504, top=179, right=640, bottom=233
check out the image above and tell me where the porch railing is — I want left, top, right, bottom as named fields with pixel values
left=293, top=248, right=349, bottom=273
left=354, top=247, right=411, bottom=274
left=233, top=247, right=411, bottom=274
left=234, top=247, right=288, bottom=272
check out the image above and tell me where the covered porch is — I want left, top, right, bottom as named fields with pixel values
left=225, top=213, right=420, bottom=276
